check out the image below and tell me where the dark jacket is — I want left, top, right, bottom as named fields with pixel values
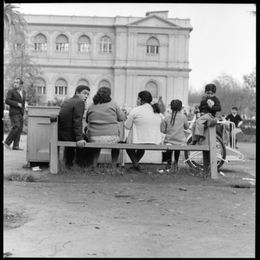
left=58, top=95, right=85, bottom=141
left=5, top=88, right=26, bottom=116
left=199, top=95, right=221, bottom=117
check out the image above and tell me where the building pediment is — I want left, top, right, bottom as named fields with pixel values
left=127, top=15, right=180, bottom=28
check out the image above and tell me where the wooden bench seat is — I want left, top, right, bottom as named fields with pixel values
left=49, top=115, right=218, bottom=179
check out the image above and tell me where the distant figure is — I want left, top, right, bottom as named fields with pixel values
left=4, top=77, right=26, bottom=151
left=85, top=87, right=126, bottom=172
left=58, top=85, right=90, bottom=168
left=157, top=96, right=166, bottom=114
left=160, top=99, right=189, bottom=172
left=226, top=107, right=243, bottom=149
left=191, top=83, right=221, bottom=145
left=124, top=91, right=162, bottom=171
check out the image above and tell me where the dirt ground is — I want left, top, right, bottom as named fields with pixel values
left=3, top=134, right=255, bottom=257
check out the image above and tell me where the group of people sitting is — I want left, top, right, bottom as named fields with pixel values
left=58, top=82, right=241, bottom=173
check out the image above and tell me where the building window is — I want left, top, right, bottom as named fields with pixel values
left=77, top=79, right=89, bottom=87
left=55, top=79, right=67, bottom=95
left=146, top=37, right=159, bottom=54
left=78, top=35, right=90, bottom=53
left=13, top=33, right=24, bottom=51
left=56, top=34, right=69, bottom=52
left=34, top=33, right=47, bottom=52
left=35, top=78, right=46, bottom=94
left=98, top=80, right=111, bottom=89
left=145, top=81, right=158, bottom=99
left=100, top=36, right=112, bottom=53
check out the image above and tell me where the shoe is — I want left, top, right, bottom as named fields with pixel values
left=12, top=147, right=24, bottom=151
left=3, top=142, right=12, bottom=150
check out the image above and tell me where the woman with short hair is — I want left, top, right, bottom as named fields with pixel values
left=86, top=87, right=126, bottom=171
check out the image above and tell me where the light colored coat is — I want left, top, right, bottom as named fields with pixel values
left=124, top=103, right=162, bottom=144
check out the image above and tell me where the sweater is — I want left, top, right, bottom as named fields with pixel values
left=161, top=111, right=189, bottom=145
left=86, top=100, right=126, bottom=136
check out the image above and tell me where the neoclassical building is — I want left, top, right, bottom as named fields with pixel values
left=6, top=10, right=193, bottom=109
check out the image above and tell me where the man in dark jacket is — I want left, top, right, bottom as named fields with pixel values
left=4, top=77, right=26, bottom=150
left=58, top=85, right=90, bottom=168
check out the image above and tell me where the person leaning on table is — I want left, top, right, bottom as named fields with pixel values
left=58, top=85, right=90, bottom=169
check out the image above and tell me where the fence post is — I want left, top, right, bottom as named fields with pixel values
left=49, top=114, right=58, bottom=174
left=208, top=126, right=218, bottom=179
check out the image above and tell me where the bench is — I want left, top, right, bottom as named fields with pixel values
left=49, top=115, right=218, bottom=179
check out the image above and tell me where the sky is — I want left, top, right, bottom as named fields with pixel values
left=17, top=3, right=256, bottom=91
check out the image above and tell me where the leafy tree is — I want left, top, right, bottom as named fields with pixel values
left=4, top=3, right=27, bottom=47
left=4, top=42, right=43, bottom=105
left=189, top=73, right=256, bottom=118
left=243, top=69, right=256, bottom=89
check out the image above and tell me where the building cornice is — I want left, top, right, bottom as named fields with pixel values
left=36, top=63, right=191, bottom=72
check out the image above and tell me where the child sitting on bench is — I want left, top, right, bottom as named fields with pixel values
left=191, top=83, right=221, bottom=145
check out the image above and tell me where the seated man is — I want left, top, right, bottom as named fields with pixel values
left=58, top=85, right=90, bottom=168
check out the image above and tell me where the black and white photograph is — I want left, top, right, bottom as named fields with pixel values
left=3, top=2, right=256, bottom=257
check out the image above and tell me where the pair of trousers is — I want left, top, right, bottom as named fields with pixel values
left=126, top=149, right=145, bottom=166
left=163, top=150, right=180, bottom=165
left=192, top=113, right=214, bottom=140
left=64, top=147, right=93, bottom=167
left=5, top=114, right=24, bottom=148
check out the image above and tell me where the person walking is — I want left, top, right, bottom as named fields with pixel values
left=4, top=77, right=26, bottom=150
left=124, top=90, right=162, bottom=171
left=58, top=85, right=90, bottom=168
left=85, top=87, right=126, bottom=172
left=160, top=99, right=189, bottom=172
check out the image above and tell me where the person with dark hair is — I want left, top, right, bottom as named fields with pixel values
left=124, top=90, right=162, bottom=171
left=226, top=106, right=243, bottom=148
left=4, top=77, right=27, bottom=150
left=85, top=87, right=126, bottom=172
left=58, top=85, right=90, bottom=168
left=160, top=99, right=189, bottom=172
left=191, top=83, right=221, bottom=144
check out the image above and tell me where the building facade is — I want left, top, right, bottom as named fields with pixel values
left=6, top=10, right=193, bottom=109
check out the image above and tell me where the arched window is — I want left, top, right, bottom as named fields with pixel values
left=77, top=79, right=89, bottom=87
left=146, top=37, right=159, bottom=54
left=145, top=81, right=158, bottom=99
left=55, top=79, right=67, bottom=95
left=56, top=34, right=69, bottom=52
left=34, top=33, right=47, bottom=52
left=98, top=80, right=111, bottom=89
left=35, top=78, right=46, bottom=95
left=13, top=33, right=25, bottom=51
left=78, top=35, right=90, bottom=53
left=100, top=36, right=112, bottom=53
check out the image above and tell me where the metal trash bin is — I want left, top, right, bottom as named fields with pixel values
left=26, top=106, right=60, bottom=165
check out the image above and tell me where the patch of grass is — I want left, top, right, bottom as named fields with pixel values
left=4, top=172, right=39, bottom=182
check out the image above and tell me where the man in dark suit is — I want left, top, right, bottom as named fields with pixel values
left=58, top=85, right=90, bottom=168
left=4, top=77, right=26, bottom=150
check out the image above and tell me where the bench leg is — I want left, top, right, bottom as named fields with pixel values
left=203, top=151, right=210, bottom=177
left=49, top=142, right=58, bottom=174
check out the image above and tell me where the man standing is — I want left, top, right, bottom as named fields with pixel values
left=58, top=85, right=90, bottom=168
left=4, top=77, right=26, bottom=150
left=226, top=106, right=243, bottom=149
